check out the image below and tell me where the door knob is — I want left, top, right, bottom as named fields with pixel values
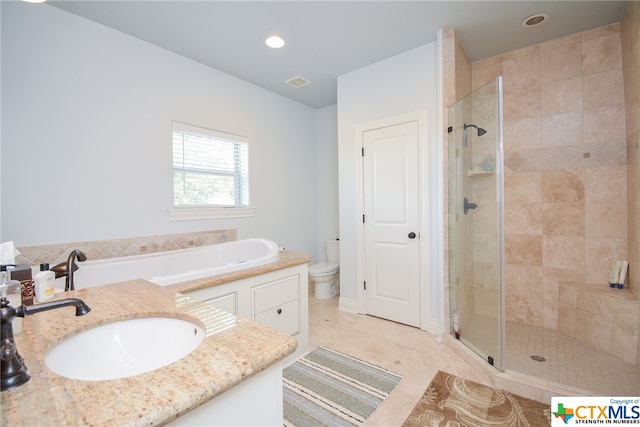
left=408, top=232, right=416, bottom=239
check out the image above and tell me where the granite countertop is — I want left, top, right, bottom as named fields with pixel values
left=165, top=250, right=310, bottom=294
left=0, top=277, right=298, bottom=426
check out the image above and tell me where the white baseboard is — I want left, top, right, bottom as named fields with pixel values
left=338, top=296, right=358, bottom=313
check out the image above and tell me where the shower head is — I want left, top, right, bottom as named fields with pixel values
left=464, top=123, right=487, bottom=137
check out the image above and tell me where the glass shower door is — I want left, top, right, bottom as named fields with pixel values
left=448, top=77, right=504, bottom=370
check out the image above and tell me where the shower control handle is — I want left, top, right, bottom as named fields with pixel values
left=463, top=197, right=478, bottom=215
left=408, top=232, right=416, bottom=239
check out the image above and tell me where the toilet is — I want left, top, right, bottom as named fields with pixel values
left=309, top=240, right=339, bottom=299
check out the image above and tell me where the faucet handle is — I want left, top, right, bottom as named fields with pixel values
left=1, top=338, right=17, bottom=361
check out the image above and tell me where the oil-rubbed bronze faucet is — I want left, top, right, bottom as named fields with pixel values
left=50, top=249, right=87, bottom=291
left=0, top=297, right=91, bottom=391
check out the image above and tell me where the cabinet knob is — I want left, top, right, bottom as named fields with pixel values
left=277, top=308, right=282, bottom=315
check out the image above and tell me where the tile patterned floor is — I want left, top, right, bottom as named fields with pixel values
left=308, top=294, right=640, bottom=426
left=308, top=295, right=495, bottom=426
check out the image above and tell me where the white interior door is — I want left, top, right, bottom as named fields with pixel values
left=362, top=120, right=420, bottom=327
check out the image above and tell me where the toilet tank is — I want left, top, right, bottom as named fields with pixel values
left=324, top=240, right=340, bottom=265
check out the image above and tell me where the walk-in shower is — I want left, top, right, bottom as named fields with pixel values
left=447, top=77, right=640, bottom=397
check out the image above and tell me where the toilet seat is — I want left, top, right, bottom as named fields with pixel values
left=309, top=263, right=338, bottom=274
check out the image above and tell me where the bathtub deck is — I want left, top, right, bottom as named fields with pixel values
left=166, top=251, right=310, bottom=293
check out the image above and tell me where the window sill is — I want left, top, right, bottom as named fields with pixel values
left=169, top=206, right=255, bottom=221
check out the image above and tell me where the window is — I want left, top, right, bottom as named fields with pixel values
left=170, top=122, right=253, bottom=220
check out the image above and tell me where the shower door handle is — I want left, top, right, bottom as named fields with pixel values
left=463, top=197, right=478, bottom=215
left=408, top=232, right=416, bottom=239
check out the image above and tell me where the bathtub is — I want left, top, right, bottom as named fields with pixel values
left=69, top=238, right=281, bottom=289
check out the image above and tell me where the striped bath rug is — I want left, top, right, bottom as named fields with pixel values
left=283, top=346, right=403, bottom=427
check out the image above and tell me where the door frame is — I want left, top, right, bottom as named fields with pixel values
left=355, top=110, right=435, bottom=332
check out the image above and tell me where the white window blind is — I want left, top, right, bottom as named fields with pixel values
left=172, top=122, right=249, bottom=209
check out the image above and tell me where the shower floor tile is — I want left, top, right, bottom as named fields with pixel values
left=506, top=321, right=640, bottom=396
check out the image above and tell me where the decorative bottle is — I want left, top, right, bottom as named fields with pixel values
left=34, top=263, right=56, bottom=302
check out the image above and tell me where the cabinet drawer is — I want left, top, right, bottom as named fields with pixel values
left=253, top=299, right=299, bottom=336
left=252, top=275, right=299, bottom=313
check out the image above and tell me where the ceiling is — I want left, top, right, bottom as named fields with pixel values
left=49, top=1, right=627, bottom=109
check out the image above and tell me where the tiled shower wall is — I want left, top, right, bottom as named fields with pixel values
left=621, top=1, right=640, bottom=370
left=470, top=22, right=640, bottom=366
left=472, top=23, right=628, bottom=325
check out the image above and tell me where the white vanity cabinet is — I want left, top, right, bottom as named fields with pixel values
left=184, top=264, right=309, bottom=362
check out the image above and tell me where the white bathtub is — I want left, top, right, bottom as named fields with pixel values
left=69, top=238, right=281, bottom=289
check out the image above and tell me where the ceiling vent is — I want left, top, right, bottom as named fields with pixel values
left=286, top=76, right=310, bottom=88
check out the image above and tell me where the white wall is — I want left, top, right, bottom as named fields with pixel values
left=314, top=105, right=339, bottom=260
left=337, top=43, right=441, bottom=322
left=1, top=2, right=320, bottom=260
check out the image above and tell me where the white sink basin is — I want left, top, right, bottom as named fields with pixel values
left=45, top=317, right=205, bottom=381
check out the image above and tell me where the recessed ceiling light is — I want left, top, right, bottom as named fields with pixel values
left=21, top=0, right=47, bottom=3
left=265, top=36, right=285, bottom=49
left=521, top=13, right=549, bottom=28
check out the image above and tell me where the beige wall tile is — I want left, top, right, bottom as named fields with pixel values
left=504, top=203, right=543, bottom=235
left=504, top=171, right=542, bottom=204
left=581, top=22, right=621, bottom=42
left=471, top=56, right=502, bottom=92
left=505, top=264, right=543, bottom=325
left=503, top=88, right=541, bottom=122
left=543, top=202, right=585, bottom=236
left=499, top=45, right=539, bottom=62
left=558, top=283, right=578, bottom=335
left=540, top=42, right=582, bottom=83
left=540, top=33, right=581, bottom=51
left=543, top=236, right=585, bottom=270
left=585, top=166, right=628, bottom=202
left=577, top=288, right=614, bottom=319
left=542, top=169, right=584, bottom=202
left=574, top=308, right=613, bottom=352
left=613, top=325, right=639, bottom=365
left=577, top=141, right=627, bottom=168
left=503, top=116, right=541, bottom=151
left=542, top=271, right=560, bottom=329
left=541, top=112, right=583, bottom=148
left=541, top=77, right=583, bottom=115
left=585, top=202, right=628, bottom=238
left=583, top=69, right=625, bottom=109
left=584, top=105, right=627, bottom=144
left=551, top=268, right=586, bottom=284
left=614, top=298, right=640, bottom=332
left=581, top=32, right=623, bottom=75
left=505, top=234, right=543, bottom=266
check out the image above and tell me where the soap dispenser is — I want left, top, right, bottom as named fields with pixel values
left=34, top=263, right=55, bottom=302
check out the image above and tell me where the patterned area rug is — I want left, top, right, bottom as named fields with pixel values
left=402, top=371, right=551, bottom=427
left=283, top=347, right=403, bottom=427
